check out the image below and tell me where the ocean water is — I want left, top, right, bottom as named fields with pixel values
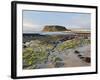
left=23, top=31, right=75, bottom=35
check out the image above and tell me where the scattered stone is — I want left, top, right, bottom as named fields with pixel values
left=54, top=57, right=62, bottom=62
left=77, top=54, right=82, bottom=57
left=54, top=61, right=64, bottom=67
left=79, top=56, right=84, bottom=59
left=74, top=50, right=80, bottom=54
left=51, top=50, right=55, bottom=52
left=82, top=57, right=91, bottom=63
left=23, top=45, right=27, bottom=48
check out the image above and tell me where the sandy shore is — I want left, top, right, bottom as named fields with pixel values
left=47, top=44, right=91, bottom=68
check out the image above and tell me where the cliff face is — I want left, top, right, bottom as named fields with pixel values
left=42, top=25, right=70, bottom=32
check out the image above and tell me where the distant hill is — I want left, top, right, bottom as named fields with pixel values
left=42, top=25, right=71, bottom=32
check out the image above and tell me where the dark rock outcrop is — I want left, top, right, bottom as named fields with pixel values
left=82, top=57, right=91, bottom=63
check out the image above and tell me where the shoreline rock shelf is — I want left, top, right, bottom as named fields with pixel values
left=23, top=25, right=91, bottom=69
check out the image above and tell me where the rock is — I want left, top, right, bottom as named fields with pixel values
left=23, top=45, right=27, bottom=48
left=54, top=61, right=64, bottom=67
left=54, top=57, right=62, bottom=62
left=74, top=50, right=80, bottom=54
left=82, top=57, right=91, bottom=63
left=42, top=25, right=70, bottom=32
left=77, top=54, right=82, bottom=57
left=79, top=56, right=84, bottom=59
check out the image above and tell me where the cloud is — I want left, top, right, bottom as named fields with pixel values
left=23, top=19, right=43, bottom=33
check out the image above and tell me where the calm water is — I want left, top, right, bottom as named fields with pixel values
left=23, top=32, right=75, bottom=35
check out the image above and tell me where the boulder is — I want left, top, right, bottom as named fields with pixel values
left=82, top=57, right=91, bottom=63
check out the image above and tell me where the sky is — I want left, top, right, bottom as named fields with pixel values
left=23, top=10, right=91, bottom=33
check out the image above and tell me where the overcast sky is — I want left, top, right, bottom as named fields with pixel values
left=23, top=10, right=91, bottom=33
